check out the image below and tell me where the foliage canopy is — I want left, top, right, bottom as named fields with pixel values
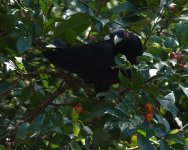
left=0, top=0, right=188, bottom=149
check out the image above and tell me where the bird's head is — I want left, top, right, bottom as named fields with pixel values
left=110, top=28, right=130, bottom=46
left=111, top=28, right=143, bottom=64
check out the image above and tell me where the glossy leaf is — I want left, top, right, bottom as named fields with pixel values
left=16, top=36, right=32, bottom=53
left=175, top=21, right=188, bottom=46
left=16, top=123, right=30, bottom=139
left=160, top=139, right=171, bottom=150
left=70, top=141, right=82, bottom=150
left=179, top=84, right=188, bottom=98
left=158, top=92, right=177, bottom=118
left=166, top=133, right=186, bottom=145
left=29, top=114, right=45, bottom=132
left=137, top=133, right=157, bottom=150
left=54, top=13, right=90, bottom=37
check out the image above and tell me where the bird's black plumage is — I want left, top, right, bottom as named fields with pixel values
left=43, top=29, right=143, bottom=92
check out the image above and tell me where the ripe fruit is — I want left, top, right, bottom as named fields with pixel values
left=169, top=52, right=176, bottom=59
left=169, top=51, right=186, bottom=70
left=74, top=103, right=83, bottom=113
left=169, top=3, right=176, bottom=12
left=145, top=103, right=155, bottom=114
left=177, top=63, right=185, bottom=70
left=145, top=113, right=154, bottom=122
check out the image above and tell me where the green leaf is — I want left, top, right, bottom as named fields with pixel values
left=0, top=82, right=11, bottom=94
left=0, top=144, right=5, bottom=150
left=143, top=52, right=155, bottom=59
left=164, top=37, right=177, bottom=50
left=111, top=2, right=136, bottom=14
left=155, top=114, right=170, bottom=132
left=158, top=92, right=177, bottom=118
left=30, top=92, right=45, bottom=107
left=115, top=103, right=129, bottom=116
left=15, top=56, right=25, bottom=71
left=130, top=68, right=144, bottom=89
left=79, top=126, right=92, bottom=138
left=93, top=125, right=109, bottom=146
left=179, top=84, right=188, bottom=98
left=70, top=141, right=82, bottom=150
left=120, top=128, right=135, bottom=139
left=16, top=123, right=30, bottom=139
left=96, top=91, right=118, bottom=99
left=73, top=123, right=80, bottom=137
left=54, top=13, right=90, bottom=37
left=118, top=121, right=129, bottom=132
left=16, top=36, right=32, bottom=53
left=137, top=133, right=157, bottom=150
left=165, top=92, right=175, bottom=104
left=166, top=133, right=186, bottom=145
left=104, top=109, right=121, bottom=120
left=115, top=54, right=130, bottom=70
left=63, top=28, right=77, bottom=44
left=147, top=0, right=160, bottom=6
left=175, top=21, right=188, bottom=46
left=39, top=0, right=48, bottom=15
left=20, top=84, right=33, bottom=103
left=143, top=84, right=160, bottom=98
left=118, top=71, right=132, bottom=88
left=29, top=114, right=45, bottom=132
left=92, top=103, right=112, bottom=118
left=160, top=139, right=171, bottom=150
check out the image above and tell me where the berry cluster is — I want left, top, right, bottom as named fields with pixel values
left=169, top=51, right=185, bottom=69
left=144, top=103, right=155, bottom=122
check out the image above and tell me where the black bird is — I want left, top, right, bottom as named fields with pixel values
left=43, top=29, right=143, bottom=92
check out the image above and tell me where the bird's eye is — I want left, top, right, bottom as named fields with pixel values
left=124, top=32, right=129, bottom=38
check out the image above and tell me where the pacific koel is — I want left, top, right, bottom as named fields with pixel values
left=43, top=29, right=143, bottom=92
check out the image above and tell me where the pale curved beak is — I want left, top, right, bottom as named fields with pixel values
left=113, top=35, right=123, bottom=45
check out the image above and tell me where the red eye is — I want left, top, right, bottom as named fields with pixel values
left=124, top=32, right=129, bottom=38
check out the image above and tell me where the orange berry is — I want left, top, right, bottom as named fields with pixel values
left=145, top=103, right=155, bottom=114
left=145, top=113, right=154, bottom=122
left=74, top=103, right=83, bottom=113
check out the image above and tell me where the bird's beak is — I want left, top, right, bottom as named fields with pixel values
left=113, top=35, right=123, bottom=45
left=46, top=44, right=56, bottom=48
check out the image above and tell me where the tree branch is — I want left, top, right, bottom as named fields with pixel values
left=17, top=81, right=68, bottom=125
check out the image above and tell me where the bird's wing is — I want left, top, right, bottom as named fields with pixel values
left=43, top=40, right=115, bottom=77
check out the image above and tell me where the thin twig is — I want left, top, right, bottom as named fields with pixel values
left=126, top=146, right=139, bottom=150
left=179, top=122, right=188, bottom=131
